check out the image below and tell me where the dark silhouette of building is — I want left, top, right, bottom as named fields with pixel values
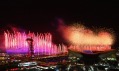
left=26, top=37, right=34, bottom=58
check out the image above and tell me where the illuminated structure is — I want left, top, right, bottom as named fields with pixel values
left=68, top=45, right=112, bottom=53
left=26, top=37, right=34, bottom=57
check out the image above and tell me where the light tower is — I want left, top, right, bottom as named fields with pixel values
left=26, top=37, right=34, bottom=58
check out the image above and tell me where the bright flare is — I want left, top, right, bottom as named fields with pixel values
left=63, top=24, right=114, bottom=46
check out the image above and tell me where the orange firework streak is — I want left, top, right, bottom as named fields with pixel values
left=62, top=24, right=115, bottom=52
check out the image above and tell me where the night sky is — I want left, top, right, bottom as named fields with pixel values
left=0, top=1, right=119, bottom=47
